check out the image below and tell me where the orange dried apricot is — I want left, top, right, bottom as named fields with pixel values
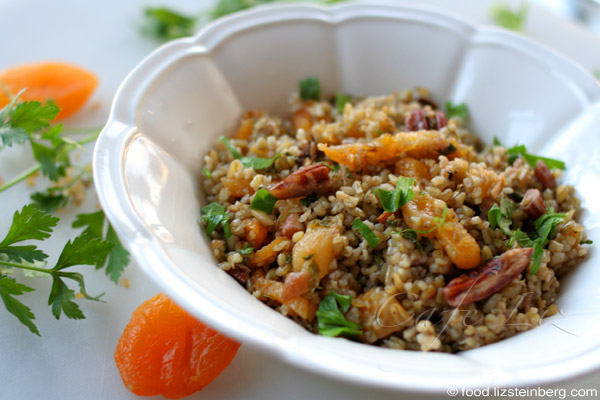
left=114, top=293, right=240, bottom=399
left=0, top=61, right=98, bottom=120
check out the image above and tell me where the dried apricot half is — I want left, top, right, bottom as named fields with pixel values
left=114, top=293, right=241, bottom=399
left=0, top=61, right=98, bottom=120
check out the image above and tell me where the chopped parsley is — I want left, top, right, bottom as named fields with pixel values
left=316, top=292, right=362, bottom=337
left=506, top=144, right=565, bottom=170
left=374, top=176, right=415, bottom=213
left=219, top=135, right=279, bottom=170
left=237, top=243, right=254, bottom=255
left=202, top=168, right=212, bottom=179
left=445, top=101, right=469, bottom=120
left=582, top=239, right=593, bottom=245
left=488, top=196, right=516, bottom=235
left=491, top=2, right=529, bottom=32
left=352, top=219, right=380, bottom=249
left=397, top=203, right=448, bottom=238
left=334, top=93, right=352, bottom=113
left=250, top=188, right=278, bottom=214
left=299, top=76, right=321, bottom=101
left=200, top=202, right=232, bottom=239
left=510, top=210, right=566, bottom=275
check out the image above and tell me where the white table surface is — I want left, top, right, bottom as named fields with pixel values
left=1, top=0, right=599, bottom=399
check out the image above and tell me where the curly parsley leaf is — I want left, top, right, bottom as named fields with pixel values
left=491, top=2, right=529, bottom=31
left=0, top=276, right=39, bottom=335
left=352, top=219, right=380, bottom=249
left=317, top=292, right=362, bottom=337
left=250, top=188, right=278, bottom=214
left=375, top=176, right=415, bottom=213
left=299, top=76, right=321, bottom=101
left=219, top=135, right=279, bottom=170
left=200, top=202, right=232, bottom=238
left=445, top=101, right=469, bottom=120
left=141, top=7, right=196, bottom=42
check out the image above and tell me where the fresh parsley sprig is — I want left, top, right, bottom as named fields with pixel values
left=0, top=205, right=119, bottom=335
left=316, top=292, right=362, bottom=337
left=0, top=89, right=131, bottom=335
left=492, top=137, right=566, bottom=170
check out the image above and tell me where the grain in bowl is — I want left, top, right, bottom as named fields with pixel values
left=200, top=77, right=590, bottom=353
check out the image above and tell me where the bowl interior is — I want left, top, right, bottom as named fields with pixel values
left=98, top=3, right=600, bottom=391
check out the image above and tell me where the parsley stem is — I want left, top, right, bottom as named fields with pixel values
left=0, top=131, right=99, bottom=193
left=0, top=164, right=41, bottom=193
left=0, top=260, right=51, bottom=275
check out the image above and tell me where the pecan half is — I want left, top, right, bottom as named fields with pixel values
left=534, top=160, right=556, bottom=188
left=269, top=163, right=334, bottom=199
left=521, top=188, right=546, bottom=219
left=405, top=109, right=428, bottom=131
left=442, top=248, right=533, bottom=307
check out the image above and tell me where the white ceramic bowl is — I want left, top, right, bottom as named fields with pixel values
left=94, top=2, right=600, bottom=393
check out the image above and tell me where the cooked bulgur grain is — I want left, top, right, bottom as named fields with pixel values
left=199, top=82, right=589, bottom=353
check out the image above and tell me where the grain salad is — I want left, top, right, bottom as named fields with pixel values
left=200, top=77, right=590, bottom=353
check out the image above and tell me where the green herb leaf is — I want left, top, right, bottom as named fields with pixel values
left=334, top=93, right=352, bottom=113
left=141, top=7, right=196, bottom=42
left=530, top=242, right=544, bottom=275
left=531, top=210, right=566, bottom=247
left=53, top=233, right=115, bottom=272
left=375, top=176, right=415, bottom=213
left=493, top=136, right=503, bottom=147
left=299, top=76, right=321, bottom=101
left=582, top=239, right=593, bottom=245
left=211, top=0, right=278, bottom=20
left=203, top=168, right=212, bottom=178
left=219, top=135, right=278, bottom=170
left=0, top=276, right=39, bottom=335
left=30, top=191, right=69, bottom=213
left=48, top=277, right=84, bottom=320
left=104, top=225, right=130, bottom=283
left=316, top=292, right=362, bottom=337
left=0, top=90, right=60, bottom=147
left=352, top=218, right=380, bottom=249
left=445, top=101, right=469, bottom=120
left=506, top=144, right=566, bottom=170
left=488, top=197, right=516, bottom=235
left=492, top=3, right=529, bottom=31
left=250, top=188, right=278, bottom=214
left=200, top=202, right=232, bottom=238
left=0, top=204, right=59, bottom=248
left=72, top=210, right=105, bottom=239
left=237, top=243, right=254, bottom=255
